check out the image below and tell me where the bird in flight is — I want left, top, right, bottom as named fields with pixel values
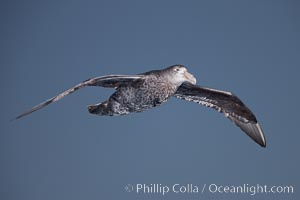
left=15, top=65, right=266, bottom=147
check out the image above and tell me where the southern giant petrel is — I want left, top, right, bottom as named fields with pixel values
left=15, top=65, right=266, bottom=147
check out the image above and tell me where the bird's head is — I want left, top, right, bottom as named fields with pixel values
left=164, top=65, right=197, bottom=86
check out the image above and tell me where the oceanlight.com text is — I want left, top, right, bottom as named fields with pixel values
left=124, top=183, right=294, bottom=196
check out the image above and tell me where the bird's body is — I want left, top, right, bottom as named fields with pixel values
left=89, top=68, right=185, bottom=116
left=15, top=65, right=266, bottom=147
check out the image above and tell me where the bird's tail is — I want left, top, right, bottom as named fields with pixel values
left=88, top=101, right=113, bottom=116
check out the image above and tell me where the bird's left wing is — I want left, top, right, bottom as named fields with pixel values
left=14, top=75, right=144, bottom=120
left=175, top=82, right=266, bottom=147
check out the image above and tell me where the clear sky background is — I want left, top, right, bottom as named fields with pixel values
left=1, top=0, right=299, bottom=199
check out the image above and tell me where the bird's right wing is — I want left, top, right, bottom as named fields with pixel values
left=175, top=82, right=266, bottom=147
left=14, top=75, right=144, bottom=120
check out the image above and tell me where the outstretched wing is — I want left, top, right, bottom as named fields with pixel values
left=15, top=75, right=144, bottom=120
left=175, top=82, right=266, bottom=147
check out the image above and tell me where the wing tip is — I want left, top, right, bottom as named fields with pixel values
left=258, top=139, right=267, bottom=148
left=255, top=123, right=267, bottom=148
left=230, top=116, right=267, bottom=148
left=244, top=122, right=267, bottom=148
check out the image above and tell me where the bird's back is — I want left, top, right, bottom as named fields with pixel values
left=109, top=73, right=177, bottom=113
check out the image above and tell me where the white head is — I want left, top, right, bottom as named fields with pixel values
left=164, top=65, right=197, bottom=86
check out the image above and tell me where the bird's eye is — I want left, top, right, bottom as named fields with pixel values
left=174, top=68, right=180, bottom=72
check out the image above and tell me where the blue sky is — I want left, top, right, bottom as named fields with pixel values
left=1, top=0, right=299, bottom=199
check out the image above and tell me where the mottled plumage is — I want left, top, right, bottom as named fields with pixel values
left=15, top=65, right=266, bottom=147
